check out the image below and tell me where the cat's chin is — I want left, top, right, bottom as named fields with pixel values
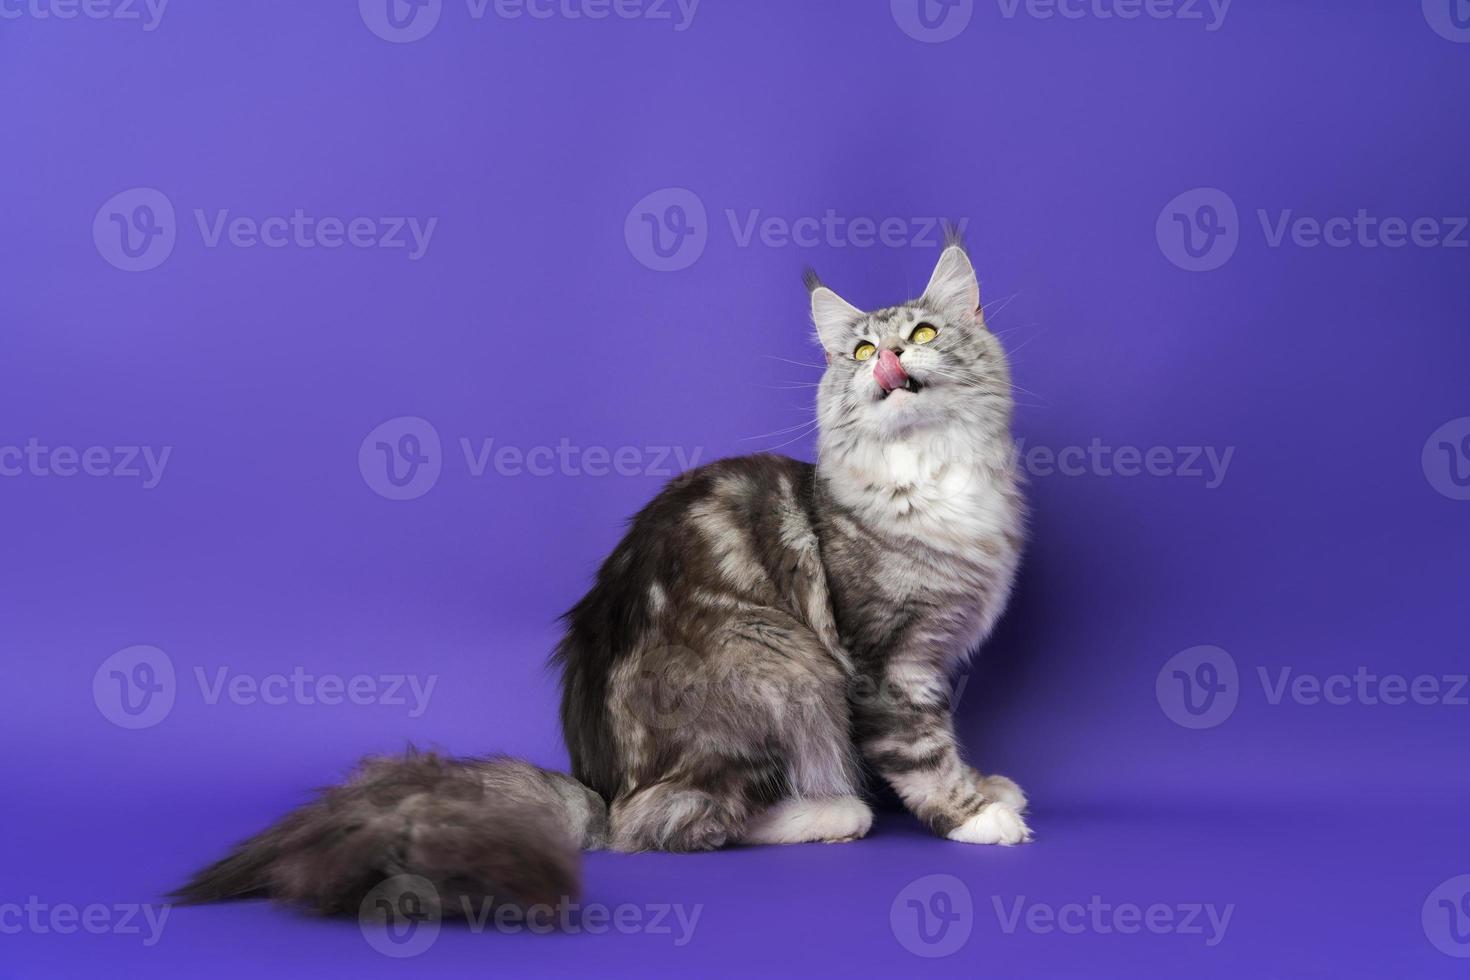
left=877, top=376, right=925, bottom=400
left=866, top=401, right=945, bottom=440
left=871, top=381, right=927, bottom=417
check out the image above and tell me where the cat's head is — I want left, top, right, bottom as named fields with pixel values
left=808, top=239, right=1011, bottom=443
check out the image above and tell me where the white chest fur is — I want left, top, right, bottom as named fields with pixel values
left=826, top=426, right=1020, bottom=558
left=822, top=426, right=1024, bottom=664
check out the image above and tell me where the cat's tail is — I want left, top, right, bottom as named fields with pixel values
left=171, top=749, right=609, bottom=919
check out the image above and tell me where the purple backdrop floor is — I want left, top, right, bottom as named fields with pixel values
left=6, top=781, right=1465, bottom=978
left=5, top=2, right=1469, bottom=977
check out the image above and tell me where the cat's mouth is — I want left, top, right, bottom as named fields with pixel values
left=873, top=349, right=925, bottom=401
left=880, top=377, right=925, bottom=400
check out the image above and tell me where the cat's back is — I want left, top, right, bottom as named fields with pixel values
left=559, top=453, right=820, bottom=652
left=630, top=452, right=816, bottom=537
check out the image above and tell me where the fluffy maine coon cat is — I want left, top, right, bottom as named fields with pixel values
left=176, top=236, right=1030, bottom=919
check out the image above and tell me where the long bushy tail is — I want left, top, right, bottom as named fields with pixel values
left=172, top=750, right=609, bottom=918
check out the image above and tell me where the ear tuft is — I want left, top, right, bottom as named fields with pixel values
left=802, top=267, right=823, bottom=294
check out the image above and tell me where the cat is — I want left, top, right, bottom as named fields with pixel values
left=175, top=233, right=1030, bottom=921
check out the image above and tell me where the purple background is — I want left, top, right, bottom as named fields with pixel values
left=3, top=1, right=1469, bottom=976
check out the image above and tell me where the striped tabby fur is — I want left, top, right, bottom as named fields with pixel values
left=176, top=235, right=1029, bottom=920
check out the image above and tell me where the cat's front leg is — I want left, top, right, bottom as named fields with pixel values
left=852, top=668, right=1032, bottom=845
left=972, top=771, right=1028, bottom=814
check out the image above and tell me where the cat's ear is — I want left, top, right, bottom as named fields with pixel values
left=921, top=243, right=981, bottom=323
left=805, top=268, right=863, bottom=352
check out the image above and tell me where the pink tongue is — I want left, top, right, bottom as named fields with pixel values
left=873, top=348, right=908, bottom=392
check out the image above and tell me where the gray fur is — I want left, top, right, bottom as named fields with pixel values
left=559, top=240, right=1024, bottom=846
left=174, top=750, right=606, bottom=915
left=178, top=241, right=1026, bottom=918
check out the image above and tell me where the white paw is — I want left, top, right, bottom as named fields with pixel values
left=976, top=774, right=1028, bottom=814
left=947, top=802, right=1032, bottom=845
left=742, top=796, right=874, bottom=845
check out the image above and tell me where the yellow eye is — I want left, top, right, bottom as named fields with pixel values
left=911, top=324, right=938, bottom=344
left=853, top=342, right=877, bottom=361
